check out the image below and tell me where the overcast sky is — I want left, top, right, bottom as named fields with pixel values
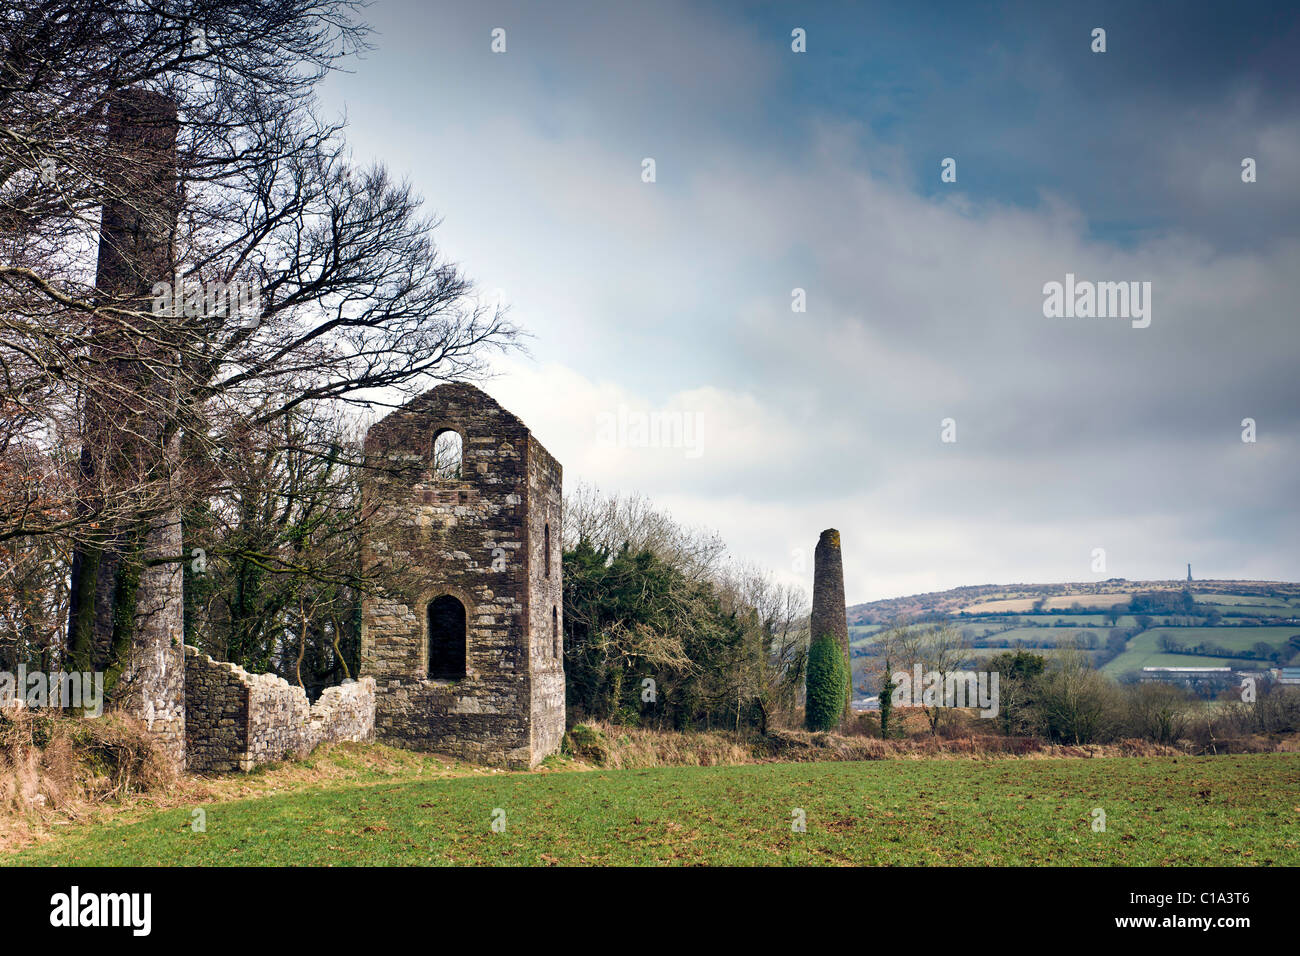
left=319, top=0, right=1300, bottom=604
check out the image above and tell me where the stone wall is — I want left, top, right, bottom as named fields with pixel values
left=360, top=383, right=564, bottom=769
left=183, top=648, right=249, bottom=773
left=526, top=433, right=566, bottom=761
left=184, top=646, right=374, bottom=773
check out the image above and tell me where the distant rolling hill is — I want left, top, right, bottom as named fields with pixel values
left=845, top=579, right=1300, bottom=687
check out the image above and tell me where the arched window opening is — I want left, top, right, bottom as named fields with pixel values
left=432, top=429, right=463, bottom=480
left=427, top=595, right=467, bottom=679
left=544, top=523, right=551, bottom=577
left=552, top=606, right=559, bottom=659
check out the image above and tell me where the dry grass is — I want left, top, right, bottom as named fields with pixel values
left=562, top=722, right=754, bottom=769
left=562, top=719, right=1191, bottom=770
left=1, top=705, right=178, bottom=850
left=761, top=729, right=1184, bottom=761
left=0, top=706, right=174, bottom=813
left=0, top=708, right=485, bottom=854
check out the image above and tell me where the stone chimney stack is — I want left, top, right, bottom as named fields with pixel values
left=811, top=529, right=851, bottom=724
left=69, top=87, right=185, bottom=768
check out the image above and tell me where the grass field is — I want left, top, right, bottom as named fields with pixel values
left=1199, top=605, right=1282, bottom=618
left=1152, top=626, right=1299, bottom=651
left=8, top=755, right=1298, bottom=866
left=849, top=624, right=881, bottom=647
left=963, top=594, right=1133, bottom=614
left=970, top=614, right=1138, bottom=627
left=858, top=621, right=1130, bottom=645
left=1192, top=593, right=1293, bottom=608
left=973, top=625, right=1102, bottom=645
left=1103, top=627, right=1300, bottom=676
left=1103, top=652, right=1249, bottom=673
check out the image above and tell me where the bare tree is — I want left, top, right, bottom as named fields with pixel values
left=564, top=484, right=810, bottom=732
left=564, top=482, right=727, bottom=581
left=871, top=621, right=969, bottom=736
left=718, top=563, right=809, bottom=732
left=1036, top=647, right=1120, bottom=745
left=0, top=2, right=518, bottom=687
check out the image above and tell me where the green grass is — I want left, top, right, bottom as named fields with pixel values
left=964, top=594, right=1133, bottom=613
left=973, top=625, right=1099, bottom=645
left=1103, top=627, right=1300, bottom=676
left=1198, top=605, right=1271, bottom=618
left=9, top=756, right=1298, bottom=866
left=1192, top=593, right=1290, bottom=607
left=1159, top=626, right=1299, bottom=651
left=1200, top=604, right=1294, bottom=617
left=989, top=614, right=1135, bottom=627
left=849, top=624, right=881, bottom=648
left=1107, top=652, right=1251, bottom=672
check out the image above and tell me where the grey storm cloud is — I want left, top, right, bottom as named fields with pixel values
left=324, top=0, right=1300, bottom=599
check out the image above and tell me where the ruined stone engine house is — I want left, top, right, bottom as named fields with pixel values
left=70, top=89, right=565, bottom=774
left=359, top=383, right=565, bottom=769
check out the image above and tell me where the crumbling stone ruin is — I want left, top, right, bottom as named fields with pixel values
left=138, top=382, right=565, bottom=776
left=72, top=88, right=565, bottom=776
left=184, top=647, right=375, bottom=773
left=360, top=383, right=565, bottom=769
left=811, top=528, right=852, bottom=724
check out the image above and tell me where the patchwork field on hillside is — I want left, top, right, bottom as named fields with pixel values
left=973, top=625, right=1095, bottom=645
left=9, top=754, right=1297, bottom=866
left=849, top=582, right=1300, bottom=690
left=961, top=594, right=1135, bottom=614
left=1102, top=627, right=1300, bottom=675
left=1193, top=593, right=1296, bottom=608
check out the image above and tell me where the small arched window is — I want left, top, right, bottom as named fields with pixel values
left=552, top=606, right=559, bottom=659
left=432, top=429, right=463, bottom=480
left=427, top=595, right=467, bottom=679
left=544, top=522, right=551, bottom=577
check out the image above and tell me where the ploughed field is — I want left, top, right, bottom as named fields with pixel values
left=8, top=754, right=1298, bottom=866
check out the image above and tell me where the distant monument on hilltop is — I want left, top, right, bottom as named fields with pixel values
left=1187, top=563, right=1193, bottom=582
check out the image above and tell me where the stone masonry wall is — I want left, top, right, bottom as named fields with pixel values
left=184, top=646, right=374, bottom=773
left=811, top=528, right=851, bottom=725
left=361, top=383, right=563, bottom=769
left=182, top=647, right=248, bottom=773
left=526, top=433, right=565, bottom=761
